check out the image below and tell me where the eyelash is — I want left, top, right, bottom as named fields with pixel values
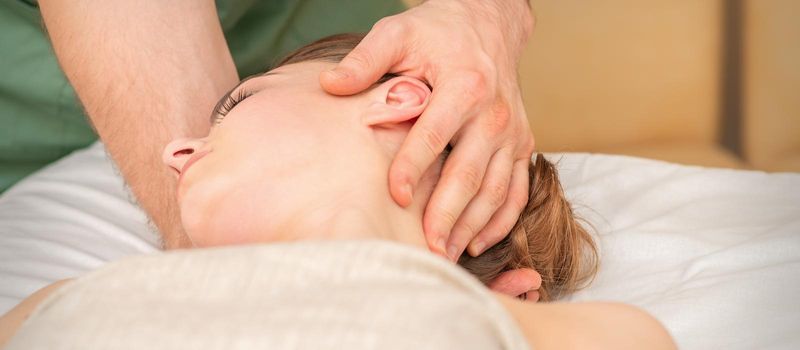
left=213, top=88, right=253, bottom=125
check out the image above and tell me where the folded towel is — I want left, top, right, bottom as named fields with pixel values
left=7, top=240, right=530, bottom=350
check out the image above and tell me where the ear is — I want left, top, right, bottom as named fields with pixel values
left=362, top=76, right=431, bottom=126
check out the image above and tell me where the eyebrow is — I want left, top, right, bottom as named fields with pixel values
left=209, top=72, right=278, bottom=124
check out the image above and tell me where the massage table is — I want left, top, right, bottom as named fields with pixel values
left=1, top=142, right=798, bottom=349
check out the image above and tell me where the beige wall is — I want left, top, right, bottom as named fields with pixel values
left=519, top=0, right=723, bottom=153
left=743, top=0, right=800, bottom=172
left=400, top=0, right=799, bottom=171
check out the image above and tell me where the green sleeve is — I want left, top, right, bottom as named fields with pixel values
left=0, top=0, right=406, bottom=192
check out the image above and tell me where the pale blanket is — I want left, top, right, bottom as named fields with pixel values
left=6, top=240, right=530, bottom=350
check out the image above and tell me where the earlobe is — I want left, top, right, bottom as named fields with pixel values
left=362, top=76, right=430, bottom=126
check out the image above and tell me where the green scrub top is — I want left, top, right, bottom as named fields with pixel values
left=0, top=0, right=406, bottom=193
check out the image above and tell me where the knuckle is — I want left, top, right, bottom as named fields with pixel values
left=454, top=220, right=481, bottom=238
left=418, top=124, right=448, bottom=156
left=485, top=180, right=509, bottom=208
left=486, top=100, right=513, bottom=137
left=477, top=53, right=498, bottom=78
left=372, top=16, right=393, bottom=31
left=345, top=50, right=375, bottom=70
left=510, top=189, right=529, bottom=213
left=519, top=123, right=536, bottom=155
left=449, top=165, right=483, bottom=194
left=515, top=133, right=535, bottom=160
left=433, top=205, right=459, bottom=229
left=393, top=153, right=425, bottom=182
left=496, top=215, right=519, bottom=239
left=373, top=16, right=406, bottom=38
left=523, top=135, right=535, bottom=155
left=482, top=224, right=510, bottom=245
left=459, top=70, right=490, bottom=106
left=524, top=142, right=535, bottom=159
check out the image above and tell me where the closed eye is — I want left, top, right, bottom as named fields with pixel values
left=211, top=88, right=254, bottom=125
left=209, top=71, right=278, bottom=125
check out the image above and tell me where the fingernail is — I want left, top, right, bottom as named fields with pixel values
left=471, top=241, right=486, bottom=256
left=435, top=237, right=447, bottom=255
left=446, top=244, right=459, bottom=261
left=326, top=69, right=349, bottom=80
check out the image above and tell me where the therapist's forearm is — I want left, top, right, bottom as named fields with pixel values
left=39, top=0, right=239, bottom=248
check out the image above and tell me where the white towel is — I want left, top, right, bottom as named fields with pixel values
left=7, top=240, right=530, bottom=350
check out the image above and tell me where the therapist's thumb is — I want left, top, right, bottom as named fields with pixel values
left=320, top=30, right=403, bottom=96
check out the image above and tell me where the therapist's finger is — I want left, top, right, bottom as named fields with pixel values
left=320, top=18, right=406, bottom=96
left=387, top=74, right=484, bottom=209
left=522, top=290, right=540, bottom=303
left=488, top=268, right=542, bottom=299
left=444, top=146, right=514, bottom=261
left=423, top=130, right=494, bottom=257
left=467, top=158, right=531, bottom=257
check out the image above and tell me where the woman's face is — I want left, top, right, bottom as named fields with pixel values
left=162, top=61, right=431, bottom=247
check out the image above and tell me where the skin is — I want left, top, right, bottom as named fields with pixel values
left=0, top=279, right=73, bottom=347
left=165, top=63, right=437, bottom=249
left=167, top=61, right=540, bottom=300
left=39, top=0, right=535, bottom=264
left=0, top=62, right=676, bottom=350
left=321, top=0, right=536, bottom=260
left=39, top=0, right=238, bottom=248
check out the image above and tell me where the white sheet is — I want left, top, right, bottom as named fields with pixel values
left=1, top=142, right=799, bottom=349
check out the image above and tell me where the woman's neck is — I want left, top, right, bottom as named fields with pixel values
left=279, top=183, right=430, bottom=250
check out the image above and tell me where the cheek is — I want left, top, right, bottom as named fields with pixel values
left=223, top=104, right=324, bottom=155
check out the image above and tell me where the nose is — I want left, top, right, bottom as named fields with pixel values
left=162, top=138, right=206, bottom=175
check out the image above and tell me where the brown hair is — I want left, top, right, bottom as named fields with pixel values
left=271, top=34, right=598, bottom=301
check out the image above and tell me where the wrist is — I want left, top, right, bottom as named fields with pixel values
left=435, top=0, right=534, bottom=50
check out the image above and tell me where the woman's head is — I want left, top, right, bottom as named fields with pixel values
left=163, top=34, right=598, bottom=301
left=162, top=41, right=437, bottom=247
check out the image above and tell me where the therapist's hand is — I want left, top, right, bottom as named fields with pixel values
left=321, top=0, right=535, bottom=261
left=490, top=268, right=541, bottom=302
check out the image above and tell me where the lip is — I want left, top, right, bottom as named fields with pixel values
left=177, top=149, right=211, bottom=186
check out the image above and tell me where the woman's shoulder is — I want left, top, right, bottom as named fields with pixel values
left=2, top=242, right=530, bottom=349
left=493, top=293, right=677, bottom=350
left=0, top=279, right=73, bottom=347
